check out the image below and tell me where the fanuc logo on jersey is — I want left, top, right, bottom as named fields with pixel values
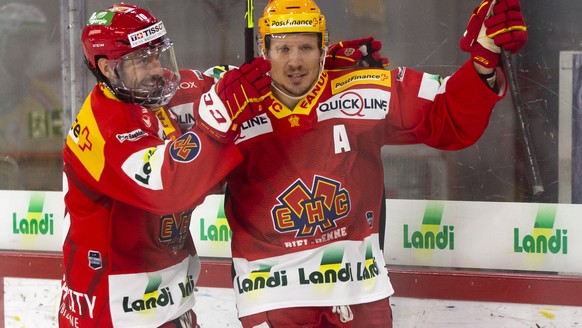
left=317, top=89, right=389, bottom=121
left=271, top=176, right=351, bottom=237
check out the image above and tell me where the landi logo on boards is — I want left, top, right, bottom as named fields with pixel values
left=199, top=201, right=232, bottom=242
left=12, top=192, right=54, bottom=236
left=403, top=201, right=454, bottom=250
left=514, top=204, right=567, bottom=254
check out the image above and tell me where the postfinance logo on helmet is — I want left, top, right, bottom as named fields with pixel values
left=258, top=0, right=328, bottom=52
left=269, top=14, right=320, bottom=33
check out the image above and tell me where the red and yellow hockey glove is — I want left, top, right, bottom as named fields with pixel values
left=459, top=0, right=527, bottom=68
left=196, top=57, right=272, bottom=142
left=325, top=36, right=389, bottom=70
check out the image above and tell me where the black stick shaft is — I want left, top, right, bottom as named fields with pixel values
left=245, top=27, right=254, bottom=64
left=501, top=49, right=544, bottom=195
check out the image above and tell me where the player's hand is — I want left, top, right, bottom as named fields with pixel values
left=459, top=0, right=527, bottom=68
left=196, top=57, right=272, bottom=142
left=324, top=36, right=389, bottom=70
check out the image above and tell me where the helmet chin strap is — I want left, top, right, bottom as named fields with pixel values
left=268, top=46, right=328, bottom=102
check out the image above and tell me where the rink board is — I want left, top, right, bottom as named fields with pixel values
left=2, top=191, right=578, bottom=275
left=1, top=190, right=582, bottom=322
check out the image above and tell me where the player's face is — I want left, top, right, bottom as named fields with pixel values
left=117, top=54, right=164, bottom=90
left=266, top=33, right=323, bottom=98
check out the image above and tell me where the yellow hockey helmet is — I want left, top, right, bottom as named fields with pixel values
left=258, top=0, right=328, bottom=53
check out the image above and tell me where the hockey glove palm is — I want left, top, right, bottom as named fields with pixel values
left=459, top=0, right=527, bottom=68
left=197, top=57, right=272, bottom=142
left=325, top=36, right=389, bottom=70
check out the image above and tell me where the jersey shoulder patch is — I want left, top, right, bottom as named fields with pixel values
left=169, top=131, right=202, bottom=163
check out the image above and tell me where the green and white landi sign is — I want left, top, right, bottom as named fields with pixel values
left=1, top=191, right=580, bottom=274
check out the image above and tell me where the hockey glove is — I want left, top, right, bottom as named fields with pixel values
left=197, top=57, right=272, bottom=142
left=459, top=0, right=527, bottom=68
left=325, top=36, right=389, bottom=70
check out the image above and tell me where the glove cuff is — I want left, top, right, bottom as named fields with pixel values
left=471, top=43, right=500, bottom=69
left=197, top=87, right=232, bottom=138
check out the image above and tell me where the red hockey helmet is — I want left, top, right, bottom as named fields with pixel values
left=82, top=3, right=179, bottom=108
left=82, top=3, right=162, bottom=70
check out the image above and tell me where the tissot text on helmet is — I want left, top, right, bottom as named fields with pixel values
left=128, top=21, right=166, bottom=48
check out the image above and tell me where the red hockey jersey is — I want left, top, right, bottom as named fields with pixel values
left=59, top=78, right=241, bottom=327
left=225, top=60, right=505, bottom=316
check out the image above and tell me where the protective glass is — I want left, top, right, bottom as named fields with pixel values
left=109, top=38, right=180, bottom=108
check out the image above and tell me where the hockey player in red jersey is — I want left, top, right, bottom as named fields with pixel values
left=58, top=3, right=271, bottom=327
left=197, top=0, right=527, bottom=326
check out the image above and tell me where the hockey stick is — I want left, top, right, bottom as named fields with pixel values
left=245, top=0, right=255, bottom=64
left=501, top=48, right=544, bottom=196
left=483, top=1, right=543, bottom=196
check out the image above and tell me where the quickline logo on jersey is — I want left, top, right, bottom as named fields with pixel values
left=12, top=192, right=54, bottom=236
left=403, top=201, right=454, bottom=252
left=514, top=204, right=567, bottom=254
left=317, top=89, right=389, bottom=122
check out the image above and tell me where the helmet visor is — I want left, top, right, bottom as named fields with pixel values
left=110, top=38, right=180, bottom=108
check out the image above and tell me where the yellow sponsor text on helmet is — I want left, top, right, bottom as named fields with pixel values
left=258, top=0, right=327, bottom=52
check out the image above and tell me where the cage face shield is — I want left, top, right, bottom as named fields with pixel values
left=108, top=38, right=180, bottom=108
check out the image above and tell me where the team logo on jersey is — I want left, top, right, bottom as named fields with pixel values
left=272, top=176, right=351, bottom=237
left=169, top=132, right=201, bottom=163
left=159, top=210, right=193, bottom=253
